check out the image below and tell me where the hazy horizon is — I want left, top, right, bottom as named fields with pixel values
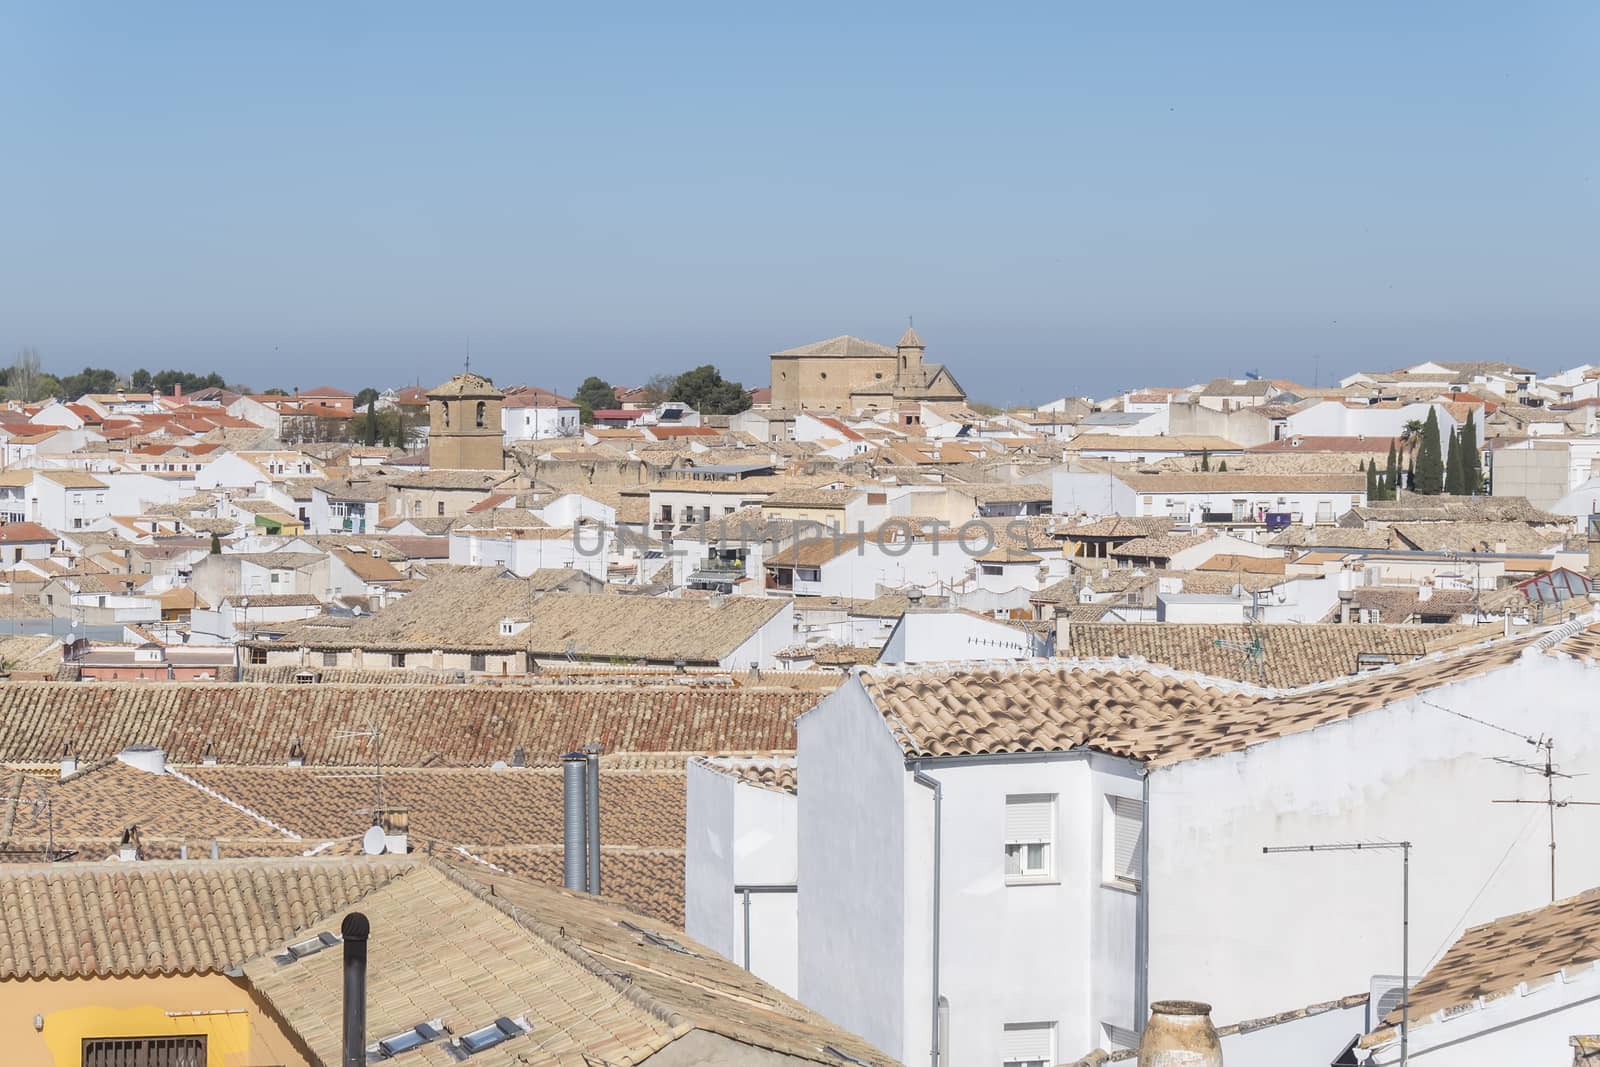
left=3, top=3, right=1596, bottom=402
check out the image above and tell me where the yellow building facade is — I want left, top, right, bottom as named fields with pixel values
left=4, top=972, right=308, bottom=1067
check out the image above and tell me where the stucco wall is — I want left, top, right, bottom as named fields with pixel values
left=796, top=679, right=907, bottom=1059
left=0, top=972, right=310, bottom=1067
left=1147, top=654, right=1600, bottom=1025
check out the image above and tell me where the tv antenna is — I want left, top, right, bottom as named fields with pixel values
left=324, top=721, right=385, bottom=825
left=0, top=786, right=63, bottom=861
left=1490, top=735, right=1600, bottom=903
left=1215, top=605, right=1268, bottom=684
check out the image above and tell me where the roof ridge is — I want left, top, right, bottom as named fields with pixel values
left=164, top=766, right=303, bottom=840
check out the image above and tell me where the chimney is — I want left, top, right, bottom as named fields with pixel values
left=510, top=746, right=526, bottom=768
left=116, top=744, right=166, bottom=775
left=1138, top=1000, right=1223, bottom=1066
left=117, top=825, right=142, bottom=863
left=59, top=744, right=76, bottom=778
left=379, top=807, right=409, bottom=855
left=287, top=738, right=305, bottom=767
left=341, top=913, right=369, bottom=1067
left=561, top=753, right=588, bottom=892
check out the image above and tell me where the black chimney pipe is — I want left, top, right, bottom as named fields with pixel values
left=342, top=912, right=369, bottom=1067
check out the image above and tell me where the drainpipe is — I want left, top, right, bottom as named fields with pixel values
left=1135, top=769, right=1151, bottom=1029
left=561, top=752, right=588, bottom=891
left=341, top=912, right=369, bottom=1067
left=584, top=744, right=602, bottom=895
left=912, top=766, right=943, bottom=1067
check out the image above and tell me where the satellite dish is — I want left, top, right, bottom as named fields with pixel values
left=361, top=825, right=386, bottom=856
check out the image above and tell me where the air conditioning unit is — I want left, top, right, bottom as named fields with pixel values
left=1370, top=974, right=1411, bottom=1027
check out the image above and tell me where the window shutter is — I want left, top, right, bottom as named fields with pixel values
left=1112, top=796, right=1144, bottom=882
left=1005, top=795, right=1054, bottom=844
left=1001, top=1022, right=1054, bottom=1062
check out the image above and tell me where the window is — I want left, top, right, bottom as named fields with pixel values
left=1004, top=794, right=1054, bottom=883
left=476, top=401, right=487, bottom=428
left=322, top=651, right=338, bottom=667
left=249, top=648, right=267, bottom=665
left=1001, top=1022, right=1054, bottom=1067
left=1104, top=795, right=1144, bottom=888
left=437, top=501, right=446, bottom=516
left=1316, top=499, right=1334, bottom=522
left=470, top=653, right=487, bottom=672
left=442, top=401, right=450, bottom=428
left=83, top=1035, right=206, bottom=1067
left=981, top=564, right=1003, bottom=576
left=391, top=652, right=407, bottom=668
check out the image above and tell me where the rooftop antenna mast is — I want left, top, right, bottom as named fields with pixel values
left=328, top=721, right=385, bottom=823
left=1214, top=592, right=1268, bottom=683
left=1490, top=735, right=1600, bottom=903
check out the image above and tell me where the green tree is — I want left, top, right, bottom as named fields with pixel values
left=1384, top=440, right=1399, bottom=500
left=1217, top=459, right=1228, bottom=472
left=574, top=376, right=619, bottom=413
left=669, top=365, right=752, bottom=415
left=1459, top=411, right=1482, bottom=493
left=355, top=387, right=380, bottom=408
left=1444, top=428, right=1465, bottom=496
left=1414, top=408, right=1445, bottom=494
left=364, top=397, right=379, bottom=446
left=130, top=368, right=153, bottom=392
left=210, top=531, right=222, bottom=554
left=1199, top=449, right=1211, bottom=472
left=1366, top=458, right=1379, bottom=500
left=58, top=367, right=120, bottom=398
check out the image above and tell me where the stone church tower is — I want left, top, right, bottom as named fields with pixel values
left=427, top=372, right=504, bottom=470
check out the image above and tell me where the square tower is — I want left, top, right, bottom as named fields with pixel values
left=428, top=372, right=505, bottom=470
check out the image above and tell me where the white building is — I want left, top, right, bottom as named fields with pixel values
left=1283, top=400, right=1460, bottom=441
left=685, top=758, right=799, bottom=997
left=685, top=617, right=1600, bottom=1066
left=501, top=387, right=580, bottom=442
left=1052, top=468, right=1367, bottom=527
left=877, top=608, right=1048, bottom=663
left=28, top=470, right=110, bottom=531
left=448, top=520, right=609, bottom=581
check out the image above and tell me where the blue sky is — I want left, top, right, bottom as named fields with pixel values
left=1, top=3, right=1595, bottom=402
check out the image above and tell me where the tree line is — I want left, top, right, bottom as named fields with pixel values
left=1366, top=408, right=1484, bottom=500
left=572, top=365, right=753, bottom=422
left=5, top=348, right=249, bottom=403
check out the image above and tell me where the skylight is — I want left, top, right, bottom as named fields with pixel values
left=273, top=930, right=341, bottom=965
left=450, top=1016, right=530, bottom=1058
left=371, top=1020, right=443, bottom=1060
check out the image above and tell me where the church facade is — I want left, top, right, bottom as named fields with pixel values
left=768, top=327, right=967, bottom=414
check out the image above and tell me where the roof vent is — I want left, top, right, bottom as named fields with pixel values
left=202, top=739, right=218, bottom=766
left=117, top=824, right=142, bottom=862
left=287, top=737, right=305, bottom=767
left=116, top=744, right=166, bottom=776
left=511, top=747, right=526, bottom=768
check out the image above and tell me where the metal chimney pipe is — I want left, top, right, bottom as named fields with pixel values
left=584, top=744, right=602, bottom=895
left=561, top=753, right=588, bottom=891
left=341, top=912, right=369, bottom=1067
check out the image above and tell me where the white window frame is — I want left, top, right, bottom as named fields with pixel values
left=1001, top=1021, right=1055, bottom=1067
left=1102, top=793, right=1144, bottom=890
left=1004, top=794, right=1055, bottom=884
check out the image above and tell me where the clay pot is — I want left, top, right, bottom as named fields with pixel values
left=1137, top=1000, right=1223, bottom=1066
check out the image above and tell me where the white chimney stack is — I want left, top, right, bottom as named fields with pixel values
left=116, top=744, right=166, bottom=775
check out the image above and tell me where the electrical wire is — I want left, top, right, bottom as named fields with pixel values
left=1421, top=808, right=1538, bottom=973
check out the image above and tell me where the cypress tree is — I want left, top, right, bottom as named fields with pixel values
left=1366, top=458, right=1379, bottom=500
left=1384, top=440, right=1399, bottom=500
left=1415, top=408, right=1445, bottom=494
left=1459, top=412, right=1481, bottom=493
left=365, top=397, right=378, bottom=447
left=1200, top=449, right=1210, bottom=472
left=1406, top=453, right=1415, bottom=492
left=1444, top=428, right=1463, bottom=496
left=1217, top=459, right=1227, bottom=472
